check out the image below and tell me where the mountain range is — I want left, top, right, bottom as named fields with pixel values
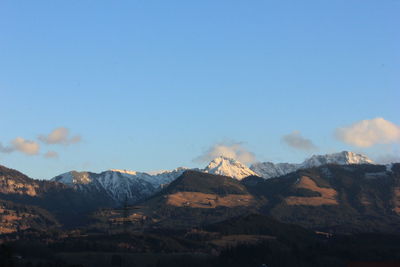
left=52, top=168, right=189, bottom=204
left=98, top=162, right=400, bottom=234
left=250, top=151, right=374, bottom=179
left=51, top=151, right=374, bottom=205
left=1, top=150, right=398, bottom=235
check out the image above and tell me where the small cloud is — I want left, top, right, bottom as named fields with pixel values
left=69, top=135, right=81, bottom=144
left=282, top=131, right=318, bottom=151
left=38, top=127, right=81, bottom=145
left=335, top=118, right=400, bottom=147
left=11, top=137, right=40, bottom=155
left=0, top=142, right=14, bottom=153
left=44, top=151, right=59, bottom=159
left=194, top=141, right=256, bottom=164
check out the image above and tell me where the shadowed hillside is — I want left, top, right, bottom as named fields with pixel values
left=242, top=163, right=400, bottom=233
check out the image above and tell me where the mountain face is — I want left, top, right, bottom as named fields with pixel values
left=243, top=163, right=400, bottom=233
left=301, top=151, right=374, bottom=168
left=0, top=165, right=40, bottom=196
left=52, top=168, right=188, bottom=205
left=203, top=156, right=257, bottom=180
left=53, top=170, right=155, bottom=204
left=0, top=166, right=57, bottom=233
left=250, top=151, right=374, bottom=179
left=0, top=199, right=59, bottom=234
left=250, top=162, right=300, bottom=180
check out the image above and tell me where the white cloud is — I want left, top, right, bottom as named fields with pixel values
left=1, top=126, right=80, bottom=157
left=11, top=137, right=40, bottom=155
left=194, top=141, right=256, bottom=164
left=44, top=151, right=59, bottom=159
left=38, top=127, right=81, bottom=145
left=282, top=131, right=318, bottom=151
left=336, top=118, right=400, bottom=147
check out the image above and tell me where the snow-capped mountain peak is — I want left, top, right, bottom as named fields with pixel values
left=300, top=151, right=373, bottom=168
left=250, top=151, right=374, bottom=179
left=203, top=156, right=257, bottom=180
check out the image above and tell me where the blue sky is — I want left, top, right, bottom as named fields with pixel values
left=1, top=1, right=399, bottom=179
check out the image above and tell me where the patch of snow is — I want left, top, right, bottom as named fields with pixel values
left=53, top=171, right=92, bottom=185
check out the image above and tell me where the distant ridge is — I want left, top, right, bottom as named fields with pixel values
left=250, top=151, right=374, bottom=179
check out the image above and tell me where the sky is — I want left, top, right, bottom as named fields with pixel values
left=0, top=1, right=399, bottom=179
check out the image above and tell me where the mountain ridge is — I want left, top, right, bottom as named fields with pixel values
left=48, top=151, right=377, bottom=205
left=1, top=160, right=400, bottom=234
left=250, top=151, right=374, bottom=179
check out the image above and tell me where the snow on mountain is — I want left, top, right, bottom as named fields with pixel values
left=203, top=156, right=257, bottom=180
left=141, top=167, right=191, bottom=186
left=250, top=162, right=299, bottom=179
left=300, top=151, right=373, bottom=168
left=52, top=151, right=375, bottom=204
left=250, top=151, right=374, bottom=179
left=52, top=171, right=93, bottom=185
left=52, top=168, right=188, bottom=204
left=109, top=169, right=139, bottom=176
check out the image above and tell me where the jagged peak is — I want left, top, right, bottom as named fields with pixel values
left=250, top=151, right=374, bottom=179
left=301, top=151, right=374, bottom=167
left=205, top=156, right=243, bottom=170
left=340, top=151, right=374, bottom=164
left=206, top=156, right=246, bottom=166
left=204, top=156, right=257, bottom=180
